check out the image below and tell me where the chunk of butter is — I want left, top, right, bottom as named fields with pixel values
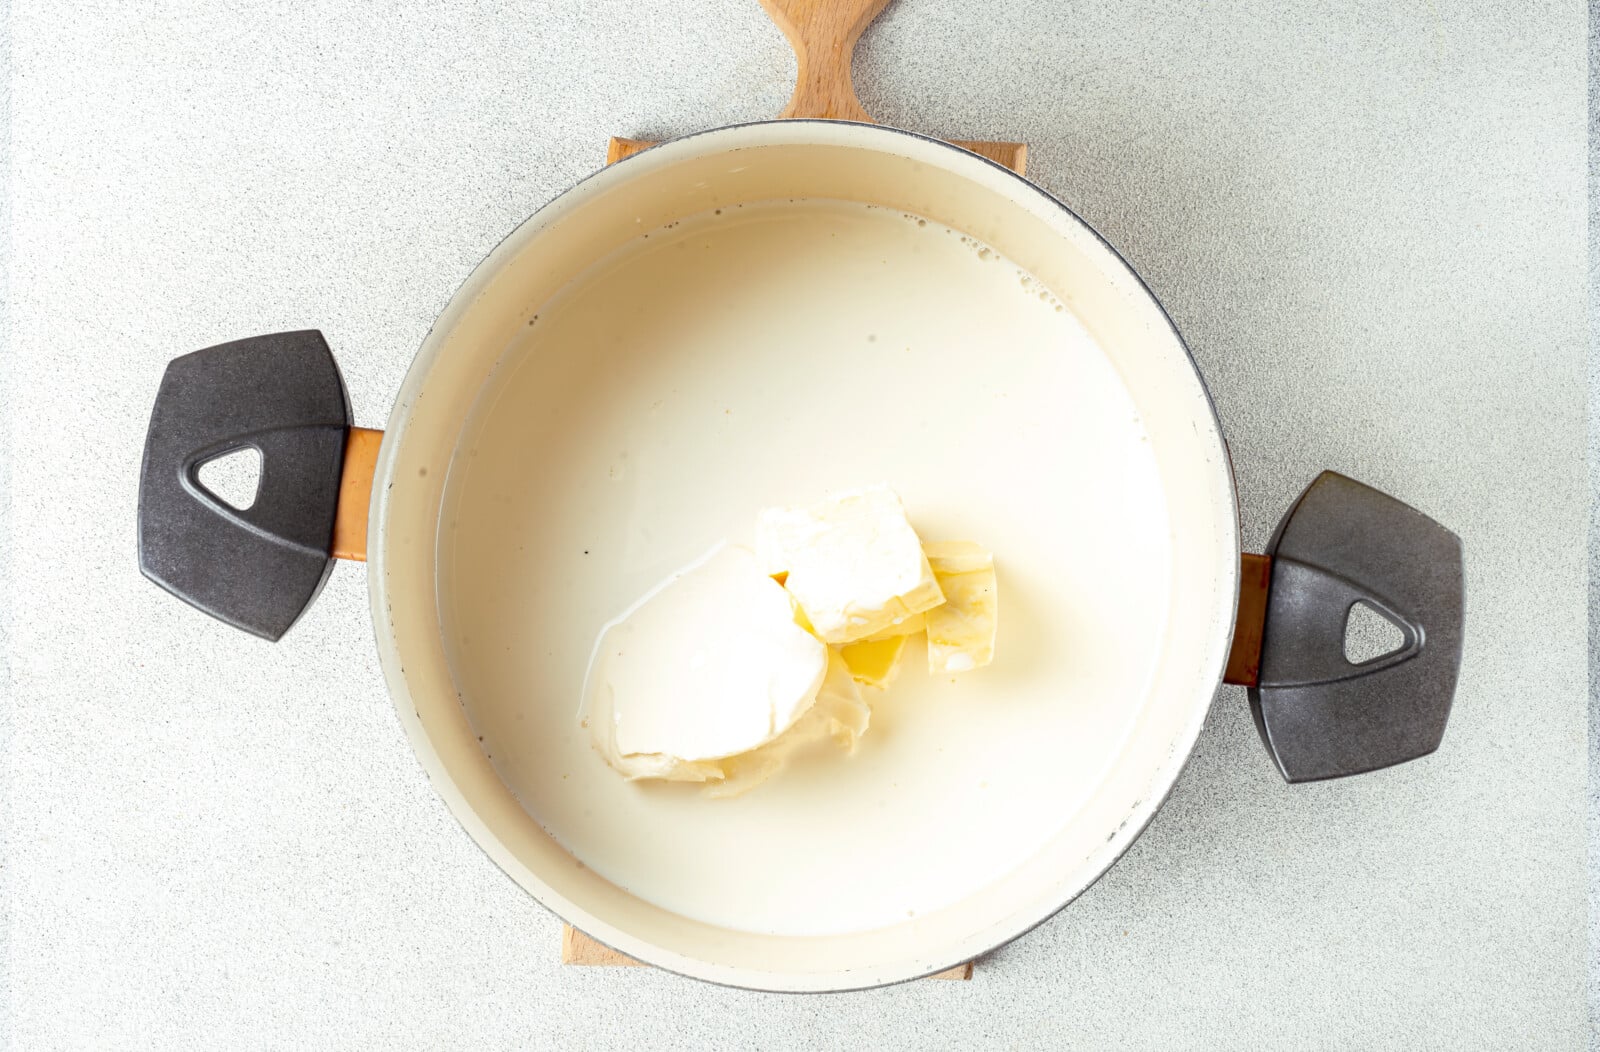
left=707, top=650, right=870, bottom=797
left=756, top=485, right=945, bottom=644
left=923, top=541, right=999, bottom=674
left=585, top=545, right=829, bottom=781
left=838, top=634, right=909, bottom=690
left=859, top=612, right=925, bottom=642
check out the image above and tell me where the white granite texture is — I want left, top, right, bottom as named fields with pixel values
left=1590, top=3, right=1600, bottom=1043
left=1, top=0, right=1589, bottom=1047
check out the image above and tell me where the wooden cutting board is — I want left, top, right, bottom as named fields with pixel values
left=561, top=925, right=974, bottom=981
left=605, top=0, right=1026, bottom=175
left=563, top=0, right=1022, bottom=985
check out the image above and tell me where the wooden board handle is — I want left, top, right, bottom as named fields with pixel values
left=608, top=0, right=1027, bottom=174
left=760, top=0, right=890, bottom=121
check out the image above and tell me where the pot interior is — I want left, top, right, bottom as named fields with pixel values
left=370, top=122, right=1238, bottom=990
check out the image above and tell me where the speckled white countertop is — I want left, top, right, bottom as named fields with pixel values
left=1, top=1, right=1589, bottom=1047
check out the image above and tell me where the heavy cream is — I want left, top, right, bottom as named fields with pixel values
left=437, top=198, right=1172, bottom=937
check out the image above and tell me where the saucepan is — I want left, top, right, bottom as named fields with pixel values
left=137, top=0, right=1463, bottom=991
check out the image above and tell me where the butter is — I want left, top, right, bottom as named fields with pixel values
left=922, top=541, right=998, bottom=674
left=707, top=650, right=870, bottom=797
left=838, top=634, right=908, bottom=689
left=859, top=612, right=925, bottom=642
left=583, top=496, right=998, bottom=795
left=757, top=485, right=945, bottom=644
left=585, top=545, right=829, bottom=781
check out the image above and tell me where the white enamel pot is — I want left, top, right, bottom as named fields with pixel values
left=137, top=3, right=1463, bottom=994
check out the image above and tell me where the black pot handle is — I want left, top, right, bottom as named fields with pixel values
left=137, top=331, right=352, bottom=641
left=1241, top=472, right=1465, bottom=782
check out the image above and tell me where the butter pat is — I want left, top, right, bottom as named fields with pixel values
left=923, top=541, right=999, bottom=674
left=586, top=545, right=829, bottom=780
left=707, top=651, right=870, bottom=797
left=583, top=495, right=999, bottom=796
left=757, top=485, right=945, bottom=644
left=860, top=612, right=924, bottom=642
left=838, top=634, right=909, bottom=690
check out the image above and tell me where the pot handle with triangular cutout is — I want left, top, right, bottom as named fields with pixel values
left=1224, top=472, right=1465, bottom=782
left=137, top=331, right=357, bottom=641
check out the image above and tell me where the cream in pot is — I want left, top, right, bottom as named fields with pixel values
left=370, top=123, right=1239, bottom=989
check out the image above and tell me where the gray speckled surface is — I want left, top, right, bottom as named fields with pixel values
left=2, top=0, right=1588, bottom=1047
left=1587, top=1, right=1598, bottom=1043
